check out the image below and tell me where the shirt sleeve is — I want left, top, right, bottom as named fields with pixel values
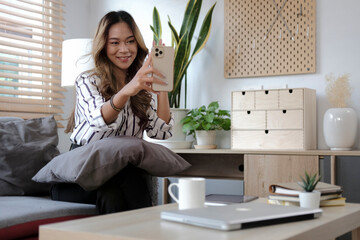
left=75, top=73, right=125, bottom=131
left=145, top=97, right=174, bottom=140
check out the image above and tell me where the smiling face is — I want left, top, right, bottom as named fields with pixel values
left=106, top=22, right=138, bottom=77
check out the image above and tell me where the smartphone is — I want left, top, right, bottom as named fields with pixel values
left=151, top=46, right=174, bottom=92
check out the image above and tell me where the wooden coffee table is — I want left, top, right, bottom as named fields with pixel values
left=40, top=199, right=360, bottom=240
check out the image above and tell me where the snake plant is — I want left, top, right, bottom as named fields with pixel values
left=150, top=0, right=216, bottom=108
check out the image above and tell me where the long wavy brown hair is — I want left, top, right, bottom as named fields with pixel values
left=65, top=11, right=151, bottom=133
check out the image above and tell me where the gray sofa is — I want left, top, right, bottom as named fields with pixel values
left=0, top=117, right=97, bottom=239
left=0, top=116, right=189, bottom=239
left=0, top=196, right=97, bottom=239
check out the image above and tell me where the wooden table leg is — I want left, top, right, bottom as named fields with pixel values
left=162, top=178, right=169, bottom=204
left=352, top=227, right=360, bottom=240
left=330, top=155, right=336, bottom=185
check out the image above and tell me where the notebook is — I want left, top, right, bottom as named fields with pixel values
left=161, top=202, right=322, bottom=231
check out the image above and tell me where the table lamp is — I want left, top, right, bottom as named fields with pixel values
left=61, top=38, right=94, bottom=86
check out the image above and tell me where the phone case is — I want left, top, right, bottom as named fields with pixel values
left=151, top=46, right=174, bottom=92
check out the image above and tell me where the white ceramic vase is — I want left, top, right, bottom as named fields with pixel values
left=299, top=191, right=321, bottom=208
left=323, top=108, right=358, bottom=150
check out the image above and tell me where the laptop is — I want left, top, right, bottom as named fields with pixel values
left=160, top=202, right=322, bottom=231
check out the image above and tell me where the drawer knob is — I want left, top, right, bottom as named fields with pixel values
left=238, top=164, right=244, bottom=172
left=242, top=91, right=246, bottom=95
left=283, top=110, right=287, bottom=114
left=289, top=89, right=293, bottom=93
left=265, top=90, right=269, bottom=94
left=247, top=110, right=251, bottom=114
left=265, top=130, right=269, bottom=134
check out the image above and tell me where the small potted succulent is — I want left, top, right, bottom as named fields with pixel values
left=298, top=171, right=321, bottom=208
left=180, top=101, right=231, bottom=149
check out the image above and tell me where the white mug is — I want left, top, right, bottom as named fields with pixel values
left=168, top=177, right=205, bottom=210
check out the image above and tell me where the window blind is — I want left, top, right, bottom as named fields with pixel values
left=0, top=0, right=65, bottom=127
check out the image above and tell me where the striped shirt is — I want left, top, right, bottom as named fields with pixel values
left=70, top=72, right=174, bottom=146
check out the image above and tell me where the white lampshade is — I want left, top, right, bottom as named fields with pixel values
left=61, top=38, right=94, bottom=86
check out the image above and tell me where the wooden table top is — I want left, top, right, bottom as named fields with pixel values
left=40, top=199, right=360, bottom=240
left=173, top=148, right=360, bottom=156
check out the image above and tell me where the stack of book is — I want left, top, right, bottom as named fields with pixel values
left=267, top=181, right=346, bottom=207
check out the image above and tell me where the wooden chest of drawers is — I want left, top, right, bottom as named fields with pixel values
left=231, top=88, right=317, bottom=150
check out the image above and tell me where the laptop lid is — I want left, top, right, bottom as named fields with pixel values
left=161, top=202, right=322, bottom=231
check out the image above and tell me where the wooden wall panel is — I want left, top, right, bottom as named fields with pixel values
left=224, top=0, right=316, bottom=78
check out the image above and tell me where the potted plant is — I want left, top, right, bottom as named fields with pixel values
left=180, top=101, right=230, bottom=149
left=323, top=73, right=357, bottom=150
left=151, top=1, right=216, bottom=108
left=298, top=171, right=321, bottom=208
left=149, top=1, right=216, bottom=144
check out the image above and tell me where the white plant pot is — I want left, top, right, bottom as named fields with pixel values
left=169, top=108, right=188, bottom=141
left=323, top=108, right=358, bottom=150
left=143, top=108, right=192, bottom=149
left=299, top=191, right=321, bottom=208
left=195, top=130, right=216, bottom=146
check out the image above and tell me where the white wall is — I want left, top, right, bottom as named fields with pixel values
left=59, top=0, right=360, bottom=152
left=63, top=0, right=91, bottom=39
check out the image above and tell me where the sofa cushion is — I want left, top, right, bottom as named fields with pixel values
left=33, top=136, right=191, bottom=191
left=0, top=117, right=23, bottom=123
left=0, top=196, right=97, bottom=238
left=0, top=116, right=60, bottom=196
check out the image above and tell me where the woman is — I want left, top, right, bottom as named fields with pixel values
left=51, top=11, right=174, bottom=214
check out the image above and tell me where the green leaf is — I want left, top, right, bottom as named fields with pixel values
left=208, top=101, right=219, bottom=111
left=191, top=108, right=201, bottom=117
left=150, top=25, right=159, bottom=42
left=305, top=171, right=311, bottom=183
left=218, top=110, right=230, bottom=116
left=168, top=16, right=176, bottom=48
left=204, top=112, right=214, bottom=123
left=152, top=7, right=162, bottom=45
left=168, top=21, right=180, bottom=45
left=193, top=122, right=200, bottom=130
left=198, top=105, right=206, bottom=112
left=179, top=0, right=196, bottom=38
left=184, top=0, right=202, bottom=43
left=192, top=3, right=216, bottom=57
left=182, top=123, right=193, bottom=133
left=173, top=32, right=190, bottom=92
left=202, top=122, right=212, bottom=131
left=221, top=118, right=231, bottom=130
left=180, top=116, right=192, bottom=124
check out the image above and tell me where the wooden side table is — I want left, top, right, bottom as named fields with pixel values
left=163, top=149, right=360, bottom=201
